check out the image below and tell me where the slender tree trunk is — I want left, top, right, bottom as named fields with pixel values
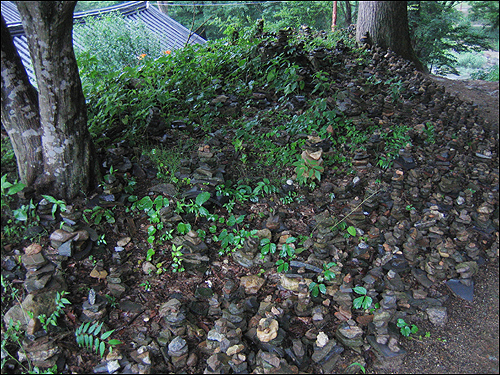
left=332, top=1, right=338, bottom=31
left=9, top=1, right=99, bottom=199
left=344, top=1, right=352, bottom=25
left=1, top=15, right=43, bottom=187
left=356, top=1, right=427, bottom=72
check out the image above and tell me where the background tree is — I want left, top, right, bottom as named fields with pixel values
left=356, top=1, right=426, bottom=72
left=408, top=1, right=492, bottom=75
left=1, top=1, right=99, bottom=200
left=467, top=1, right=499, bottom=34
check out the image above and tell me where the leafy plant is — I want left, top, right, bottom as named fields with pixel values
left=75, top=321, right=122, bottom=358
left=260, top=237, right=277, bottom=257
left=293, top=157, right=323, bottom=186
left=397, top=318, right=418, bottom=337
left=424, top=121, right=435, bottom=144
left=309, top=262, right=337, bottom=297
left=253, top=178, right=279, bottom=197
left=36, top=291, right=71, bottom=332
left=186, top=191, right=211, bottom=220
left=139, top=281, right=151, bottom=291
left=1, top=174, right=25, bottom=211
left=353, top=286, right=373, bottom=310
left=177, top=222, right=192, bottom=235
left=171, top=244, right=185, bottom=273
left=84, top=205, right=115, bottom=225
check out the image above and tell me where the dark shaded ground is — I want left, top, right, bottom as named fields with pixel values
left=390, top=258, right=499, bottom=374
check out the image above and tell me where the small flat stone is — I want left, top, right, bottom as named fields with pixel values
left=24, top=243, right=43, bottom=255
left=117, top=237, right=131, bottom=247
left=58, top=240, right=73, bottom=257
left=446, top=279, right=474, bottom=301
left=426, top=306, right=448, bottom=327
left=118, top=300, right=143, bottom=313
left=240, top=275, right=265, bottom=294
left=21, top=253, right=47, bottom=270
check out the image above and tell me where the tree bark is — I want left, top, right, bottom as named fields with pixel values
left=356, top=1, right=427, bottom=72
left=1, top=15, right=43, bottom=186
left=332, top=1, right=338, bottom=31
left=344, top=1, right=352, bottom=25
left=10, top=1, right=99, bottom=199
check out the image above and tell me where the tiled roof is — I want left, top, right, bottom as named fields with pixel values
left=1, top=1, right=206, bottom=85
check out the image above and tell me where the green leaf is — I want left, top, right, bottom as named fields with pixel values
left=94, top=322, right=103, bottom=336
left=101, top=329, right=115, bottom=340
left=353, top=286, right=367, bottom=295
left=94, top=337, right=100, bottom=354
left=311, top=286, right=319, bottom=297
left=361, top=296, right=373, bottom=309
left=195, top=192, right=211, bottom=206
left=347, top=226, right=357, bottom=237
left=99, top=341, right=106, bottom=358
left=401, top=326, right=410, bottom=337
left=353, top=296, right=364, bottom=310
left=318, top=283, right=327, bottom=294
left=107, top=339, right=122, bottom=346
left=227, top=215, right=236, bottom=226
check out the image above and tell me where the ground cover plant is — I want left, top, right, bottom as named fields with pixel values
left=1, top=19, right=498, bottom=374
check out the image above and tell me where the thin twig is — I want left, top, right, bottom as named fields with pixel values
left=310, top=187, right=384, bottom=235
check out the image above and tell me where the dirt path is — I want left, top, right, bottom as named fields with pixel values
left=428, top=75, right=499, bottom=132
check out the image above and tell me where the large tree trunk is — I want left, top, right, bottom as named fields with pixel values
left=356, top=1, right=427, bottom=72
left=1, top=15, right=43, bottom=186
left=6, top=1, right=99, bottom=199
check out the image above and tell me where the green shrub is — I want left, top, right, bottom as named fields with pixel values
left=74, top=12, right=164, bottom=80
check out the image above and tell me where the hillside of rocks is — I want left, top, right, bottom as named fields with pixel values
left=1, top=27, right=498, bottom=374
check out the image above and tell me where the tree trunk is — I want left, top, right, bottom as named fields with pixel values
left=331, top=1, right=338, bottom=31
left=1, top=15, right=43, bottom=187
left=344, top=1, right=352, bottom=25
left=10, top=1, right=99, bottom=199
left=356, top=1, right=427, bottom=72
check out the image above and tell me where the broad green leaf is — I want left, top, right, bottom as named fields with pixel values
left=347, top=226, right=357, bottom=237
left=353, top=296, right=364, bottom=310
left=101, top=329, right=115, bottom=340
left=108, top=339, right=122, bottom=346
left=195, top=191, right=211, bottom=206
left=319, top=284, right=327, bottom=294
left=353, top=286, right=367, bottom=295
left=99, top=341, right=106, bottom=357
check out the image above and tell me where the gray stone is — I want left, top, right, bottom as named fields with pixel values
left=24, top=274, right=52, bottom=293
left=58, top=240, right=73, bottom=257
left=426, top=306, right=448, bottom=327
left=118, top=300, right=143, bottom=313
left=168, top=336, right=188, bottom=356
left=446, top=279, right=474, bottom=301
left=149, top=183, right=178, bottom=197
left=21, top=253, right=47, bottom=270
